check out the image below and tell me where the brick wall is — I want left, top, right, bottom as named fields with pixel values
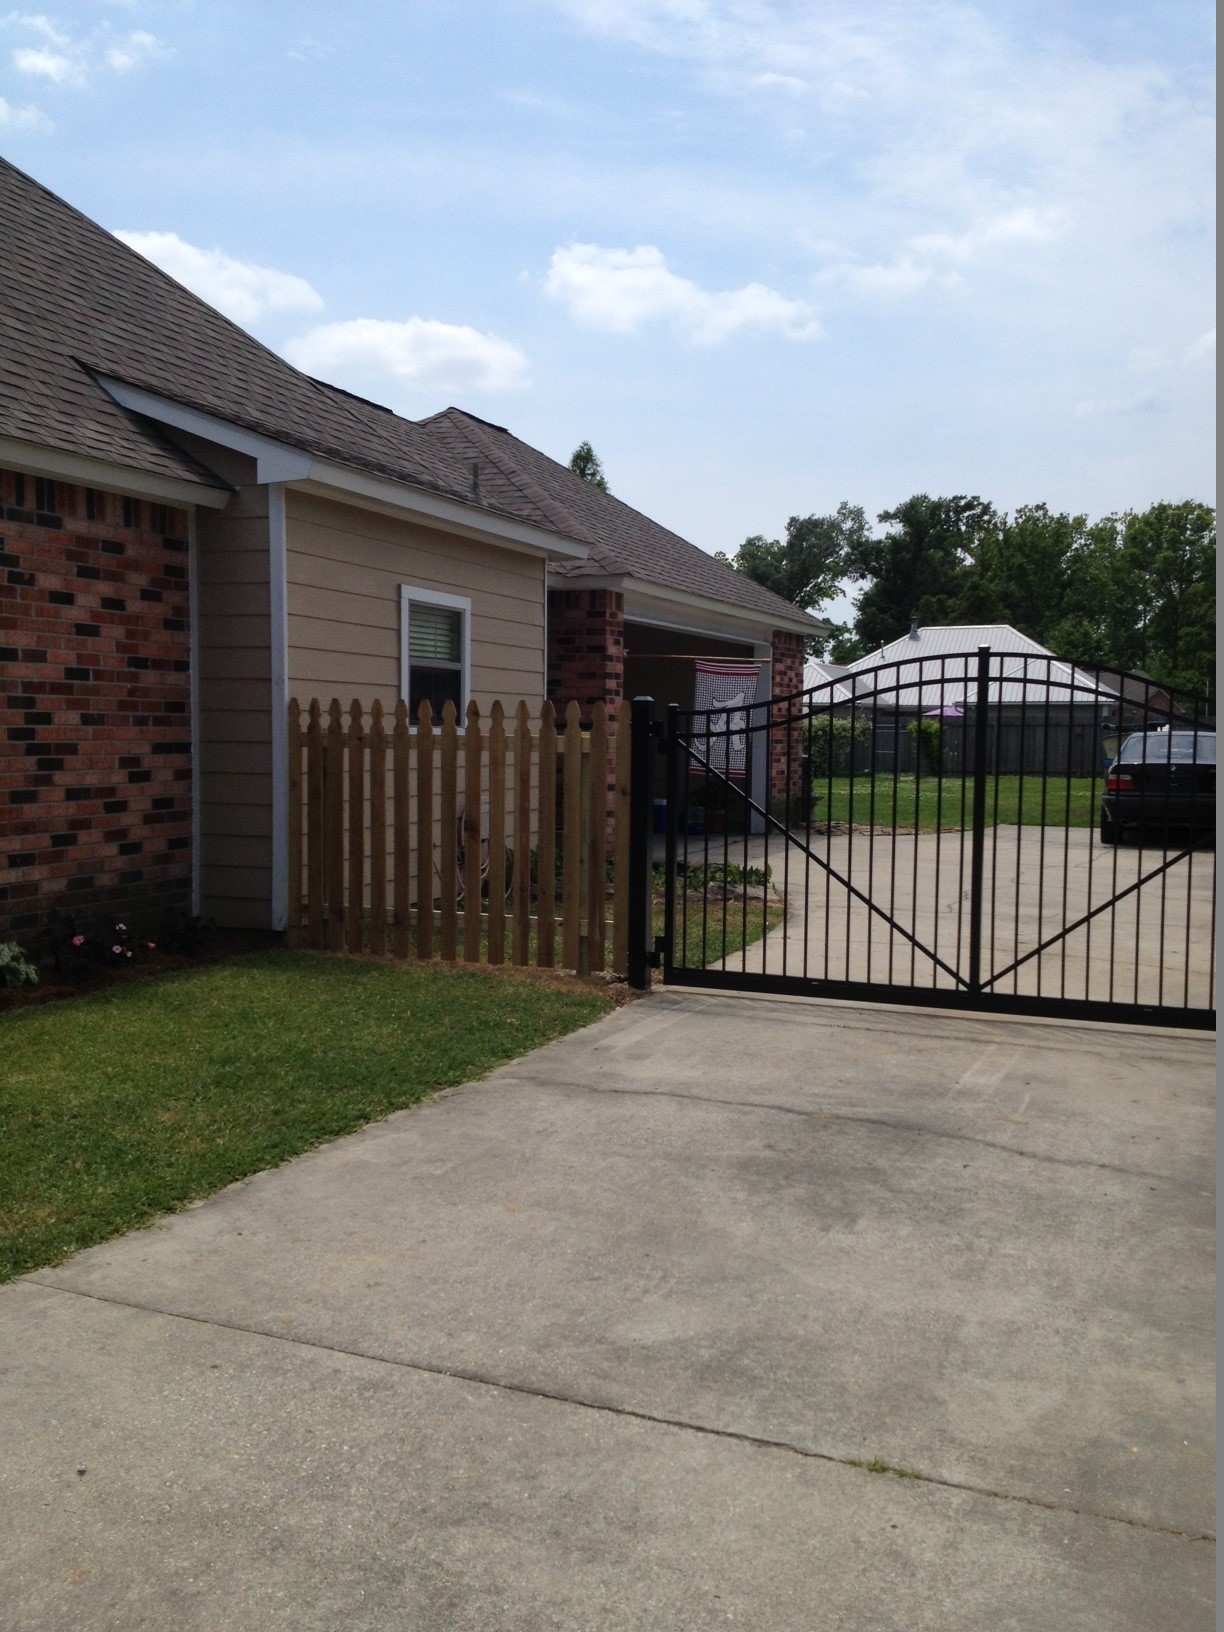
left=546, top=588, right=625, bottom=726
left=768, top=629, right=806, bottom=809
left=0, top=469, right=193, bottom=943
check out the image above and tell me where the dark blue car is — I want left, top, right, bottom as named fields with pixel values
left=1100, top=729, right=1216, bottom=845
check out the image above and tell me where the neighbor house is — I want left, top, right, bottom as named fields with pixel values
left=0, top=158, right=820, bottom=940
left=803, top=624, right=1121, bottom=775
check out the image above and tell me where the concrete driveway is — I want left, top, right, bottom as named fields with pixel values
left=2, top=989, right=1214, bottom=1629
left=706, top=825, right=1215, bottom=1010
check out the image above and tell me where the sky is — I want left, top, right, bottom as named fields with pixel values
left=0, top=1, right=1214, bottom=625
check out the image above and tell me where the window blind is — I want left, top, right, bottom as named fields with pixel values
left=409, top=603, right=462, bottom=663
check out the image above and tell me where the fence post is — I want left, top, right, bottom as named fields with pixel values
left=967, top=646, right=991, bottom=993
left=286, top=699, right=302, bottom=948
left=627, top=695, right=656, bottom=991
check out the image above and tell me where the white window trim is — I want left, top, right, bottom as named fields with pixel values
left=400, top=585, right=472, bottom=719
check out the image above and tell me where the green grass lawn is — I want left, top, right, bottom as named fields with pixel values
left=0, top=953, right=613, bottom=1282
left=655, top=896, right=785, bottom=969
left=818, top=775, right=1099, bottom=832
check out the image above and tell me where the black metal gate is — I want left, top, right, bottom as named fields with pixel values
left=629, top=648, right=1215, bottom=1029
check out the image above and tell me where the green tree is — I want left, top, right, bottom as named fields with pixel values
left=965, top=503, right=1085, bottom=646
left=716, top=503, right=871, bottom=655
left=1120, top=501, right=1215, bottom=694
left=851, top=495, right=997, bottom=652
left=568, top=440, right=609, bottom=491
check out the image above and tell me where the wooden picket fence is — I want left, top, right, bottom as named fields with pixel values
left=286, top=697, right=633, bottom=974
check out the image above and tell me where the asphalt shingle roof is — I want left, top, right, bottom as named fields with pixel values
left=1, top=156, right=817, bottom=631
left=422, top=409, right=820, bottom=629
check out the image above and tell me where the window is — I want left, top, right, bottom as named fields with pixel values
left=34, top=477, right=56, bottom=514
left=122, top=496, right=140, bottom=529
left=85, top=488, right=101, bottom=522
left=400, top=587, right=470, bottom=721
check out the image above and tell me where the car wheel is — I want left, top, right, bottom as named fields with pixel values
left=1099, top=812, right=1118, bottom=845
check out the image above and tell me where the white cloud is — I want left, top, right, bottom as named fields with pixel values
left=112, top=231, right=325, bottom=324
left=544, top=242, right=822, bottom=344
left=1075, top=393, right=1159, bottom=419
left=283, top=319, right=530, bottom=394
left=1184, top=328, right=1215, bottom=365
left=819, top=206, right=1067, bottom=299
left=6, top=13, right=167, bottom=86
left=104, top=29, right=162, bottom=71
left=12, top=44, right=77, bottom=80
left=0, top=91, right=51, bottom=127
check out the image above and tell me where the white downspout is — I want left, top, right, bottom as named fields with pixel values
left=268, top=482, right=289, bottom=931
left=188, top=506, right=202, bottom=916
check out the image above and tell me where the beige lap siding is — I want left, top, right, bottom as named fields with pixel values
left=285, top=491, right=546, bottom=713
left=195, top=480, right=273, bottom=929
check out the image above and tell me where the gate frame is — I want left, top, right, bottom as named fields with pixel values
left=634, top=648, right=1216, bottom=1030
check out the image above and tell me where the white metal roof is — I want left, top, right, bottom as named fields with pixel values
left=806, top=625, right=1119, bottom=709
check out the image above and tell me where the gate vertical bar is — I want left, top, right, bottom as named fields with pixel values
left=663, top=703, right=681, bottom=980
left=627, top=695, right=656, bottom=991
left=967, top=645, right=991, bottom=994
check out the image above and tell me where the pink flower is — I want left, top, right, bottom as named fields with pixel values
left=147, top=941, right=156, bottom=950
left=115, top=923, right=126, bottom=932
left=71, top=935, right=86, bottom=947
left=112, top=945, right=122, bottom=955
left=125, top=950, right=132, bottom=958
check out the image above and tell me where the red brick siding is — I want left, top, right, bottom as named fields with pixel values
left=547, top=588, right=625, bottom=727
left=0, top=470, right=192, bottom=942
left=769, top=629, right=806, bottom=808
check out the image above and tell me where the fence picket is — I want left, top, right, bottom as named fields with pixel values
left=368, top=699, right=387, bottom=955
left=612, top=715, right=630, bottom=974
left=513, top=701, right=531, bottom=966
left=346, top=700, right=365, bottom=953
left=306, top=699, right=324, bottom=949
left=416, top=701, right=435, bottom=959
left=393, top=700, right=411, bottom=957
left=537, top=702, right=557, bottom=967
left=487, top=702, right=507, bottom=965
left=287, top=698, right=303, bottom=948
left=289, top=694, right=624, bottom=975
left=562, top=701, right=583, bottom=970
left=325, top=699, right=345, bottom=952
left=463, top=701, right=483, bottom=962
left=439, top=700, right=459, bottom=960
left=587, top=702, right=608, bottom=971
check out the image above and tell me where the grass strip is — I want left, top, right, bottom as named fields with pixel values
left=0, top=952, right=613, bottom=1282
left=820, top=775, right=1098, bottom=832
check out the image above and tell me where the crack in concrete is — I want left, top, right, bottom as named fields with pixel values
left=23, top=1279, right=1214, bottom=1547
left=494, top=1076, right=1198, bottom=1187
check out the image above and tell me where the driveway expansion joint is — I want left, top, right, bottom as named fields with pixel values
left=24, top=1278, right=1214, bottom=1546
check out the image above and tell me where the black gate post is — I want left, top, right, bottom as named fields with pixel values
left=967, top=645, right=991, bottom=994
left=627, top=695, right=656, bottom=991
left=662, top=703, right=681, bottom=979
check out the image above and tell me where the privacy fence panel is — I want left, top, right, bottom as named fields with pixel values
left=287, top=697, right=628, bottom=976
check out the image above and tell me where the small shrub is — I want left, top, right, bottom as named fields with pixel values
left=0, top=940, right=39, bottom=989
left=806, top=715, right=871, bottom=776
left=906, top=718, right=944, bottom=776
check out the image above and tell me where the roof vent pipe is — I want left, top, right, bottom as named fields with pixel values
left=908, top=619, right=919, bottom=640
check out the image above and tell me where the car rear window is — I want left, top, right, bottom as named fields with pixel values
left=1118, top=732, right=1216, bottom=764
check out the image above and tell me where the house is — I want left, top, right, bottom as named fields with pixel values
left=0, top=157, right=820, bottom=941
left=803, top=625, right=1120, bottom=775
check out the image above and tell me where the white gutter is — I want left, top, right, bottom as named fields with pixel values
left=96, top=377, right=589, bottom=562
left=558, top=569, right=825, bottom=641
left=0, top=434, right=232, bottom=509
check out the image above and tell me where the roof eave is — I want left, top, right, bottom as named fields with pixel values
left=0, top=432, right=233, bottom=508
left=96, top=378, right=589, bottom=561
